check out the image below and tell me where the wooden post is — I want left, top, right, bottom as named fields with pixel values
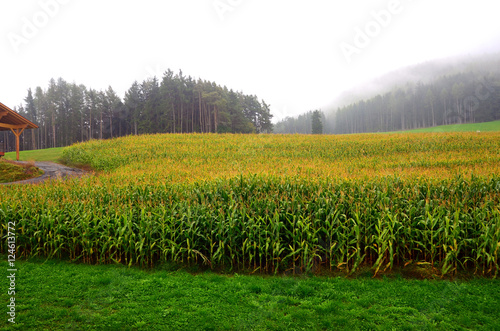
left=0, top=104, right=38, bottom=158
left=10, top=127, right=25, bottom=161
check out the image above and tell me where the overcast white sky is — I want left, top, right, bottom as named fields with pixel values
left=1, top=0, right=500, bottom=121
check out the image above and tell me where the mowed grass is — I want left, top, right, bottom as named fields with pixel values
left=1, top=258, right=499, bottom=330
left=3, top=147, right=64, bottom=163
left=393, top=120, right=500, bottom=133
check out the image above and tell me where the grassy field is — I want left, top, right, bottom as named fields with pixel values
left=393, top=120, right=500, bottom=133
left=3, top=147, right=64, bottom=163
left=1, top=258, right=499, bottom=330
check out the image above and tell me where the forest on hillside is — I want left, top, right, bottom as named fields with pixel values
left=2, top=69, right=273, bottom=152
left=333, top=72, right=500, bottom=134
left=275, top=55, right=500, bottom=134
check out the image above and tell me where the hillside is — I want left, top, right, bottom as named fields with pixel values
left=326, top=53, right=500, bottom=113
left=275, top=53, right=500, bottom=134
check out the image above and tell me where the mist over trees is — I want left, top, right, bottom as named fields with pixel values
left=311, top=110, right=323, bottom=134
left=2, top=70, right=273, bottom=152
left=276, top=54, right=500, bottom=134
left=274, top=110, right=328, bottom=134
left=334, top=71, right=500, bottom=134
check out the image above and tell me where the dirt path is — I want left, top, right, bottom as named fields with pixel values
left=1, top=162, right=88, bottom=185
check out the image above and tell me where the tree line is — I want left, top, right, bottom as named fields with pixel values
left=275, top=55, right=500, bottom=134
left=274, top=110, right=327, bottom=134
left=334, top=71, right=500, bottom=134
left=2, top=69, right=273, bottom=152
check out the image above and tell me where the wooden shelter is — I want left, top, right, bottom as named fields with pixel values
left=0, top=102, right=38, bottom=161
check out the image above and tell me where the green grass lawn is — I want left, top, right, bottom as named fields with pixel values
left=3, top=147, right=64, bottom=163
left=1, top=258, right=499, bottom=330
left=392, top=120, right=500, bottom=133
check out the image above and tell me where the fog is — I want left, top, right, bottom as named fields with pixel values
left=1, top=0, right=499, bottom=122
left=323, top=51, right=500, bottom=115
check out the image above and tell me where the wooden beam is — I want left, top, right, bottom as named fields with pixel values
left=10, top=127, right=26, bottom=161
left=0, top=123, right=28, bottom=130
left=0, top=110, right=7, bottom=121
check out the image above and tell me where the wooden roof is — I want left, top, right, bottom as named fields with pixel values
left=0, top=102, right=38, bottom=131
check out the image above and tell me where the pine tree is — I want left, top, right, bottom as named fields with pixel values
left=24, top=88, right=37, bottom=149
left=311, top=110, right=323, bottom=134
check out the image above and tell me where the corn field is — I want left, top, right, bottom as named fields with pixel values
left=1, top=133, right=500, bottom=276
